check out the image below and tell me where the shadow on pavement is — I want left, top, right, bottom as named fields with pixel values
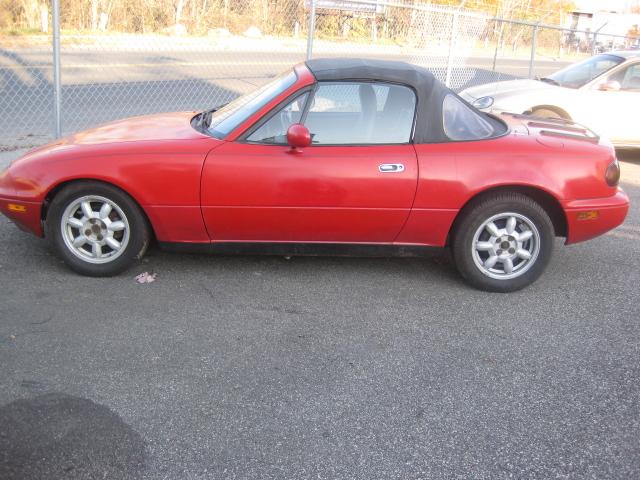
left=0, top=393, right=146, bottom=480
left=0, top=46, right=244, bottom=146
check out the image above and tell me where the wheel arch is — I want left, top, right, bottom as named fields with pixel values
left=447, top=185, right=567, bottom=245
left=41, top=178, right=156, bottom=240
left=526, top=104, right=572, bottom=120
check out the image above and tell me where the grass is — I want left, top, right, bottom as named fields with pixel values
left=0, top=27, right=43, bottom=36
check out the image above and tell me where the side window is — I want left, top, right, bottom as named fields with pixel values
left=246, top=92, right=309, bottom=144
left=304, top=82, right=416, bottom=145
left=443, top=94, right=495, bottom=141
left=609, top=64, right=640, bottom=91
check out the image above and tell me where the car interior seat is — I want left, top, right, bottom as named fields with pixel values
left=357, top=84, right=377, bottom=143
left=376, top=86, right=415, bottom=143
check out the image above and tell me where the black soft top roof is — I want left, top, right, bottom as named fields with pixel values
left=304, top=58, right=452, bottom=143
left=305, top=58, right=436, bottom=90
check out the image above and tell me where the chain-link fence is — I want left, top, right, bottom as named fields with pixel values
left=0, top=0, right=637, bottom=149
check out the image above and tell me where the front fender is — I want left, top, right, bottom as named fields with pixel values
left=3, top=138, right=223, bottom=242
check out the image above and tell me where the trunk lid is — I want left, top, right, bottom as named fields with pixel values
left=498, top=112, right=603, bottom=146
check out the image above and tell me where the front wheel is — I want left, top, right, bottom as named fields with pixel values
left=530, top=107, right=565, bottom=120
left=45, top=181, right=150, bottom=276
left=451, top=193, right=554, bottom=292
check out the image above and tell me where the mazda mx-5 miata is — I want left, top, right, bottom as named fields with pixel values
left=0, top=58, right=630, bottom=292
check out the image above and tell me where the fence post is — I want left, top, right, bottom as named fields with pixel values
left=528, top=23, right=538, bottom=79
left=592, top=23, right=607, bottom=56
left=445, top=11, right=459, bottom=88
left=491, top=18, right=501, bottom=74
left=306, top=0, right=317, bottom=61
left=52, top=0, right=62, bottom=138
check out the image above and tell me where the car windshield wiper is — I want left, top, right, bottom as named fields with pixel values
left=538, top=77, right=560, bottom=86
left=200, top=107, right=218, bottom=129
left=195, top=102, right=230, bottom=132
left=192, top=110, right=212, bottom=133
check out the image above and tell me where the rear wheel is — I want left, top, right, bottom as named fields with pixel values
left=45, top=181, right=150, bottom=276
left=451, top=193, right=554, bottom=292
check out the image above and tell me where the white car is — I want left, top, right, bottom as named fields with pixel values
left=460, top=51, right=640, bottom=147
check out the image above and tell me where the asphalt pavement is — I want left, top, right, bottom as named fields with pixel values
left=1, top=151, right=639, bottom=479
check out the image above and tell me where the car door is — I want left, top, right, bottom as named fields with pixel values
left=200, top=81, right=418, bottom=243
left=584, top=61, right=640, bottom=144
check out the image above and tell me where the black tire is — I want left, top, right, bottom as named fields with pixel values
left=45, top=181, right=150, bottom=277
left=531, top=107, right=565, bottom=120
left=451, top=192, right=554, bottom=292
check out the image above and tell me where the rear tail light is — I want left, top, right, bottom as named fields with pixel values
left=605, top=160, right=620, bottom=187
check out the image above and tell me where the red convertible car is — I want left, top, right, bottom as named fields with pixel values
left=0, top=58, right=630, bottom=291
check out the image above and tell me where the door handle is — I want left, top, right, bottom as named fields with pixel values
left=378, top=163, right=405, bottom=173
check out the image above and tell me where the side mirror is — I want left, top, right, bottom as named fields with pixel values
left=598, top=80, right=621, bottom=91
left=286, top=123, right=311, bottom=152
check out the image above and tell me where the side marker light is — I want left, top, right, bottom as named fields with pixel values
left=7, top=204, right=27, bottom=213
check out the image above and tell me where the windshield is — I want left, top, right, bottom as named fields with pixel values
left=206, top=70, right=297, bottom=138
left=546, top=54, right=624, bottom=88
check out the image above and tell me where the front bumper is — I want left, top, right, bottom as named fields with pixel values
left=0, top=196, right=44, bottom=236
left=565, top=189, right=630, bottom=244
left=0, top=163, right=44, bottom=236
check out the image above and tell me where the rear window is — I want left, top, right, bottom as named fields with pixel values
left=443, top=94, right=500, bottom=141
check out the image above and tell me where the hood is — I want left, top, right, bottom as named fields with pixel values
left=21, top=111, right=206, bottom=159
left=10, top=111, right=214, bottom=173
left=64, top=111, right=204, bottom=145
left=462, top=79, right=556, bottom=101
